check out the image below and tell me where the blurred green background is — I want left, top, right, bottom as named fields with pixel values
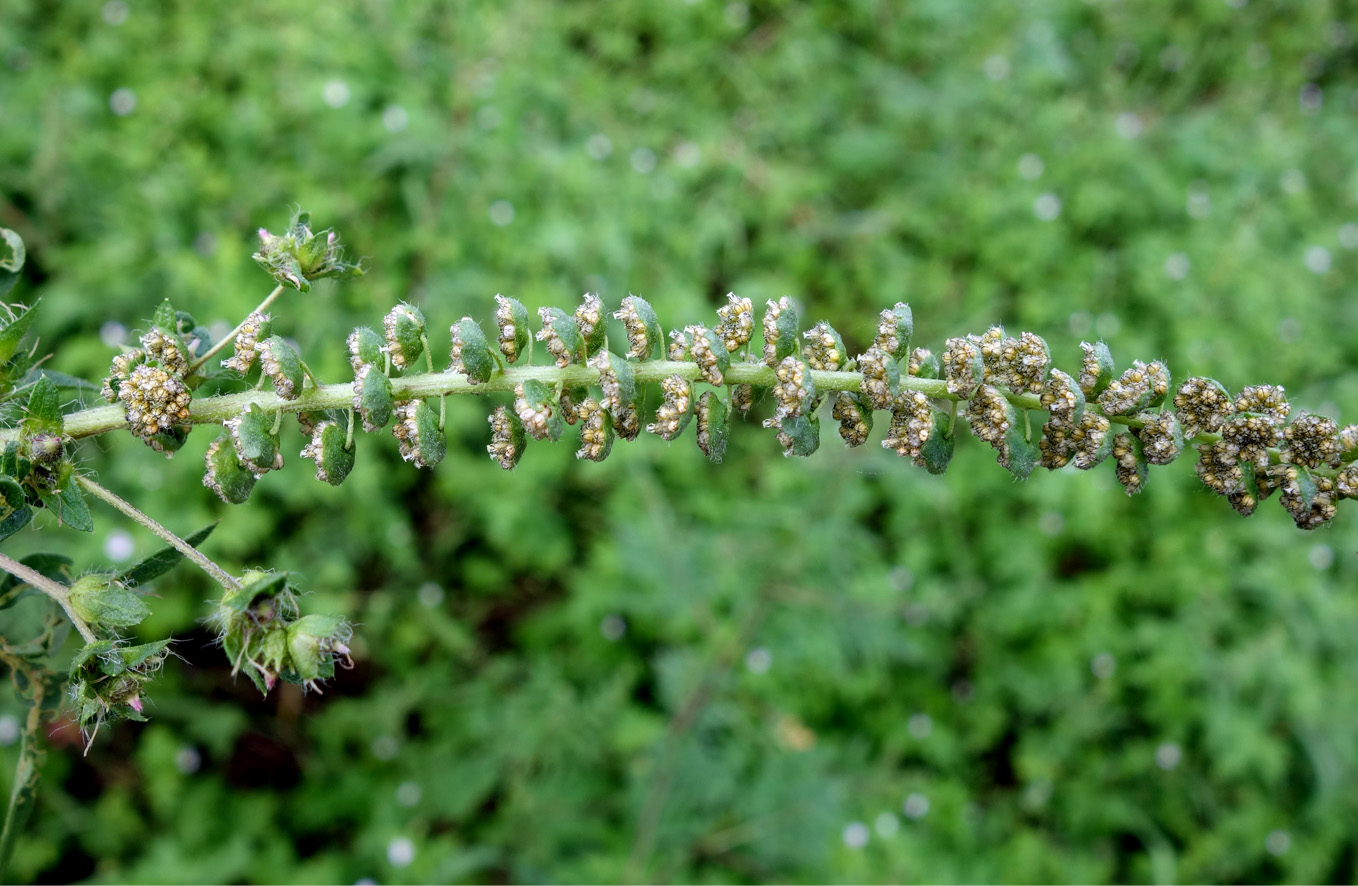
left=4, top=0, right=1358, bottom=882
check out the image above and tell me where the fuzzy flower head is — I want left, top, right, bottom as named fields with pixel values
left=253, top=210, right=363, bottom=291
left=716, top=292, right=754, bottom=353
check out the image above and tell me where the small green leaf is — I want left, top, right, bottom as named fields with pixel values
left=413, top=398, right=447, bottom=467
left=70, top=639, right=118, bottom=679
left=627, top=295, right=663, bottom=360
left=151, top=299, right=177, bottom=334
left=68, top=574, right=150, bottom=628
left=387, top=303, right=426, bottom=370
left=0, top=475, right=31, bottom=542
left=22, top=376, right=62, bottom=436
left=230, top=404, right=281, bottom=474
left=697, top=391, right=730, bottom=463
left=313, top=421, right=355, bottom=486
left=0, top=300, right=39, bottom=363
left=16, top=368, right=101, bottom=393
left=495, top=295, right=531, bottom=364
left=260, top=335, right=304, bottom=400
left=118, top=523, right=217, bottom=587
left=918, top=408, right=955, bottom=475
left=1001, top=410, right=1040, bottom=480
left=541, top=307, right=583, bottom=363
left=779, top=413, right=820, bottom=457
left=608, top=352, right=637, bottom=406
left=2, top=440, right=31, bottom=482
left=53, top=478, right=93, bottom=532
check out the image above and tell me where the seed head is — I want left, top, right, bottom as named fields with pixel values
left=1278, top=466, right=1337, bottom=530
left=1281, top=414, right=1342, bottom=469
left=730, top=384, right=754, bottom=415
left=224, top=313, right=273, bottom=373
left=716, top=292, right=754, bottom=353
left=122, top=365, right=192, bottom=450
left=1071, top=412, right=1112, bottom=470
left=1235, top=385, right=1290, bottom=423
left=1135, top=409, right=1183, bottom=465
left=943, top=336, right=982, bottom=399
left=1173, top=377, right=1234, bottom=437
left=1195, top=441, right=1245, bottom=496
left=1219, top=413, right=1282, bottom=469
left=140, top=327, right=188, bottom=376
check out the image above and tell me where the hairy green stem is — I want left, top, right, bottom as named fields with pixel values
left=73, top=476, right=240, bottom=591
left=187, top=284, right=285, bottom=374
left=0, top=551, right=95, bottom=642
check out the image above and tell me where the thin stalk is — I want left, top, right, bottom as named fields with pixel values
left=74, top=476, right=240, bottom=591
left=187, top=284, right=285, bottom=374
left=0, top=551, right=95, bottom=642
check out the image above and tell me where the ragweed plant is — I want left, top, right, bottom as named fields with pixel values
left=0, top=210, right=1354, bottom=874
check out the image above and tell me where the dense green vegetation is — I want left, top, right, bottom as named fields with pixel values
left=3, top=0, right=1358, bottom=882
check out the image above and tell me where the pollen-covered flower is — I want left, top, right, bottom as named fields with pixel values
left=695, top=390, right=730, bottom=462
left=514, top=381, right=558, bottom=441
left=255, top=335, right=303, bottom=400
left=874, top=303, right=913, bottom=361
left=801, top=322, right=846, bottom=371
left=224, top=403, right=283, bottom=477
left=762, top=296, right=797, bottom=367
left=832, top=392, right=872, bottom=447
left=575, top=398, right=613, bottom=462
left=614, top=295, right=661, bottom=360
left=730, top=383, right=754, bottom=415
left=347, top=326, right=384, bottom=376
left=494, top=294, right=530, bottom=364
left=1078, top=341, right=1114, bottom=398
left=574, top=293, right=606, bottom=357
left=943, top=336, right=982, bottom=399
left=647, top=375, right=692, bottom=440
left=1097, top=360, right=1167, bottom=416
left=716, top=292, right=754, bottom=353
left=140, top=327, right=189, bottom=376
left=1195, top=441, right=1245, bottom=496
left=203, top=434, right=257, bottom=504
left=685, top=325, right=729, bottom=385
left=536, top=306, right=581, bottom=367
left=1278, top=466, right=1337, bottom=530
left=224, top=313, right=273, bottom=373
left=857, top=346, right=898, bottom=411
left=122, top=365, right=192, bottom=451
left=763, top=356, right=815, bottom=430
left=391, top=398, right=446, bottom=468
left=1071, top=412, right=1112, bottom=470
left=1040, top=368, right=1082, bottom=430
left=383, top=303, right=426, bottom=371
left=353, top=363, right=394, bottom=432
left=1134, top=409, right=1183, bottom=465
left=1235, top=384, right=1290, bottom=423
left=487, top=405, right=526, bottom=470
left=882, top=391, right=934, bottom=460
left=1219, top=413, right=1282, bottom=469
left=1112, top=432, right=1147, bottom=495
left=102, top=349, right=146, bottom=403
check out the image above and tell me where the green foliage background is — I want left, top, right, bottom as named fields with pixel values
left=4, top=0, right=1358, bottom=882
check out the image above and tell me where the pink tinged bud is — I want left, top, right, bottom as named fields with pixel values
left=127, top=695, right=144, bottom=713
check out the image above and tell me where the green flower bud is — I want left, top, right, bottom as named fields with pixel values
left=224, top=403, right=283, bottom=476
left=353, top=364, right=395, bottom=432
left=874, top=303, right=913, bottom=362
left=253, top=210, right=363, bottom=290
left=347, top=325, right=385, bottom=376
left=300, top=420, right=355, bottom=486
left=1078, top=341, right=1115, bottom=398
left=384, top=303, right=426, bottom=371
left=67, top=574, right=149, bottom=629
left=203, top=434, right=257, bottom=504
left=392, top=398, right=446, bottom=468
left=223, top=312, right=273, bottom=374
left=614, top=295, right=663, bottom=361
left=256, top=335, right=304, bottom=400
left=450, top=317, right=496, bottom=384
left=284, top=614, right=353, bottom=691
left=494, top=294, right=531, bottom=364
left=487, top=405, right=526, bottom=470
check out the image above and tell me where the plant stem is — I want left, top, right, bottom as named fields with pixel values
left=73, top=475, right=240, bottom=591
left=187, top=284, right=285, bottom=374
left=0, top=551, right=95, bottom=642
left=0, top=685, right=47, bottom=880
